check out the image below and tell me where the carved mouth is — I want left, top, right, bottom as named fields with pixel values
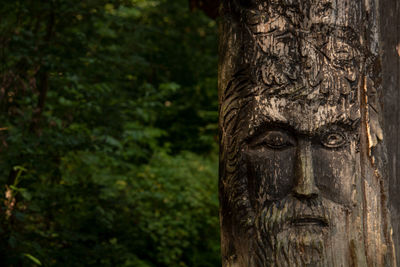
left=291, top=217, right=329, bottom=227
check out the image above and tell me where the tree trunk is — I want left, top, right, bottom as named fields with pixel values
left=381, top=0, right=400, bottom=266
left=215, top=0, right=397, bottom=266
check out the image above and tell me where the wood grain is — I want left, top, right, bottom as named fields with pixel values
left=381, top=0, right=400, bottom=266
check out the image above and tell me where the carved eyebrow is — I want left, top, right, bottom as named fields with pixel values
left=247, top=119, right=294, bottom=141
left=314, top=118, right=360, bottom=132
left=247, top=116, right=358, bottom=139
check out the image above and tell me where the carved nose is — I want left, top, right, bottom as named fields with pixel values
left=293, top=139, right=319, bottom=199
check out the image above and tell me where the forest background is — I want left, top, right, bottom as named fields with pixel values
left=0, top=0, right=220, bottom=266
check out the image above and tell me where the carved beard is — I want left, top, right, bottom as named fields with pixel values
left=253, top=196, right=339, bottom=267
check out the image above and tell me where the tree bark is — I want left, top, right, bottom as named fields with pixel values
left=381, top=0, right=400, bottom=266
left=213, top=0, right=398, bottom=266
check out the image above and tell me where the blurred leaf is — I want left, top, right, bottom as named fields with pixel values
left=24, top=253, right=42, bottom=265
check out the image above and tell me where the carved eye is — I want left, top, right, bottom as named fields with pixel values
left=321, top=132, right=346, bottom=148
left=252, top=130, right=294, bottom=150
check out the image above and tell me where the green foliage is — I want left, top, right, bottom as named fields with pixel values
left=0, top=0, right=219, bottom=266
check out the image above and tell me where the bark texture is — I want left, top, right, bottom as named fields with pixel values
left=217, top=0, right=397, bottom=266
left=381, top=0, right=400, bottom=266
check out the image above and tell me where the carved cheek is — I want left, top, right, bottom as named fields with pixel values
left=244, top=148, right=296, bottom=205
left=313, top=146, right=355, bottom=205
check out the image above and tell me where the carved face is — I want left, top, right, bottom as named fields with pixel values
left=243, top=98, right=359, bottom=209
left=239, top=98, right=360, bottom=265
left=221, top=97, right=362, bottom=266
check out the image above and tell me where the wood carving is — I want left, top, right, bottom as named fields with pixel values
left=218, top=0, right=397, bottom=266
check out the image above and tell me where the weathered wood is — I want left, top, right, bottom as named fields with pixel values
left=381, top=0, right=400, bottom=266
left=217, top=0, right=397, bottom=266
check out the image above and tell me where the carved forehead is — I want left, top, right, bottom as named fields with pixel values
left=234, top=0, right=364, bottom=105
left=246, top=96, right=360, bottom=133
left=238, top=0, right=363, bottom=50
